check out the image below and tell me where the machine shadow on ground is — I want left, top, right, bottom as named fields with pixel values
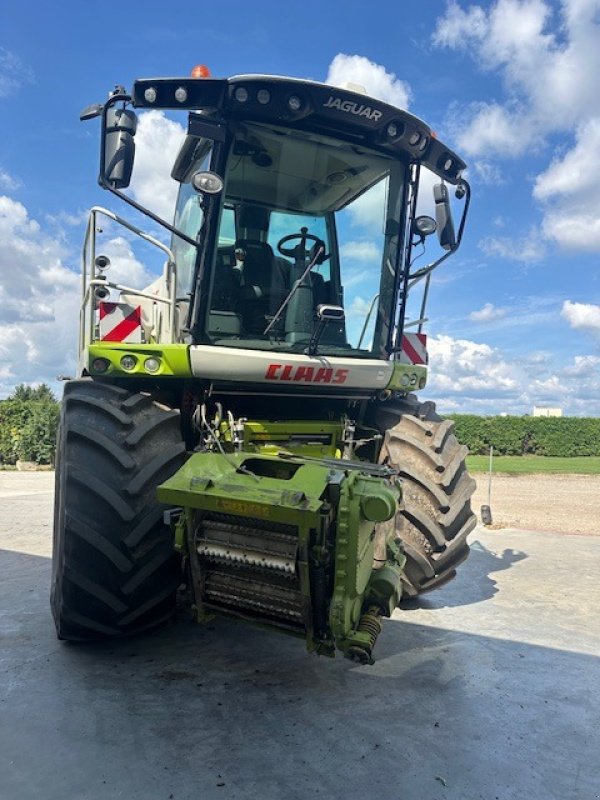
left=1, top=545, right=598, bottom=800
left=401, top=540, right=528, bottom=610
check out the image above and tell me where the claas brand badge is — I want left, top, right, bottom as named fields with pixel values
left=265, top=364, right=349, bottom=384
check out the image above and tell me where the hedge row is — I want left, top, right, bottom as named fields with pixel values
left=448, top=415, right=600, bottom=457
left=2, top=393, right=598, bottom=462
left=0, top=398, right=60, bottom=465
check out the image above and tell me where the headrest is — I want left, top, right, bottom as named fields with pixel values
left=238, top=205, right=269, bottom=232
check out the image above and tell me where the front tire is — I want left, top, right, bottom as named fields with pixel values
left=51, top=381, right=186, bottom=640
left=376, top=396, right=477, bottom=597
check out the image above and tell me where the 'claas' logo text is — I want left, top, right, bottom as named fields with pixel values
left=265, top=364, right=349, bottom=384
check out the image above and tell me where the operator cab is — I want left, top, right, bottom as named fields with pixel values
left=80, top=73, right=469, bottom=368
left=172, top=121, right=398, bottom=355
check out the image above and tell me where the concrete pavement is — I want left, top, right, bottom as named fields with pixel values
left=1, top=472, right=598, bottom=800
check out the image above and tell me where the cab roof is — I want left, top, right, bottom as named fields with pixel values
left=131, top=74, right=467, bottom=184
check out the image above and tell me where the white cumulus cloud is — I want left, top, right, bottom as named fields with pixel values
left=534, top=119, right=600, bottom=202
left=0, top=192, right=165, bottom=396
left=325, top=54, right=411, bottom=109
left=469, top=302, right=508, bottom=322
left=433, top=0, right=600, bottom=253
left=472, top=160, right=506, bottom=185
left=129, top=110, right=187, bottom=222
left=424, top=332, right=600, bottom=415
left=100, top=236, right=155, bottom=289
left=454, top=102, right=528, bottom=158
left=0, top=195, right=80, bottom=395
left=340, top=240, right=380, bottom=262
left=427, top=334, right=519, bottom=397
left=344, top=176, right=389, bottom=232
left=0, top=169, right=22, bottom=191
left=479, top=228, right=546, bottom=262
left=534, top=119, right=600, bottom=250
left=433, top=0, right=600, bottom=152
left=563, top=354, right=600, bottom=376
left=561, top=300, right=600, bottom=334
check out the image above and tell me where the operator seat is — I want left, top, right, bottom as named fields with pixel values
left=235, top=239, right=288, bottom=335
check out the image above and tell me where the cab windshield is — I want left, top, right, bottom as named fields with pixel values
left=174, top=123, right=406, bottom=355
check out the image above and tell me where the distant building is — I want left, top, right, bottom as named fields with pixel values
left=533, top=406, right=563, bottom=417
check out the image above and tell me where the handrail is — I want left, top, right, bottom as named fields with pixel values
left=79, top=207, right=177, bottom=353
left=357, top=294, right=379, bottom=349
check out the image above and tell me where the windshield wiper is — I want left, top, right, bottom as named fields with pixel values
left=263, top=246, right=324, bottom=337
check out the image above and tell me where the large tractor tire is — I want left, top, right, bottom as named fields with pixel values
left=51, top=381, right=187, bottom=640
left=376, top=395, right=477, bottom=597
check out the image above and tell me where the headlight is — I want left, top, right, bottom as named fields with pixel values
left=144, top=357, right=161, bottom=373
left=192, top=170, right=224, bottom=195
left=120, top=355, right=137, bottom=371
left=174, top=86, right=188, bottom=103
left=91, top=358, right=109, bottom=374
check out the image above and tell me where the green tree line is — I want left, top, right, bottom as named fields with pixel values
left=448, top=414, right=600, bottom=457
left=2, top=390, right=599, bottom=463
left=0, top=384, right=59, bottom=466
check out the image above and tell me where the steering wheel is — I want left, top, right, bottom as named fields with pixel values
left=277, top=227, right=329, bottom=264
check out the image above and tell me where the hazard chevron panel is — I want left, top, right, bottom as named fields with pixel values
left=398, top=333, right=428, bottom=365
left=99, top=302, right=142, bottom=343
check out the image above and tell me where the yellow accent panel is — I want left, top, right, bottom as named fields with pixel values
left=386, top=363, right=428, bottom=391
left=87, top=343, right=192, bottom=377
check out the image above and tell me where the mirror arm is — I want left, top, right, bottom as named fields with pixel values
left=307, top=317, right=329, bottom=356
left=100, top=182, right=200, bottom=249
left=96, top=91, right=201, bottom=250
left=408, top=250, right=453, bottom=286
left=454, top=178, right=471, bottom=249
left=307, top=305, right=345, bottom=356
left=407, top=178, right=471, bottom=285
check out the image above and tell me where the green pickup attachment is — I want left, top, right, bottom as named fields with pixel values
left=158, top=452, right=405, bottom=663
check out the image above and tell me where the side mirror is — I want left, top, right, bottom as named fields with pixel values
left=434, top=183, right=456, bottom=251
left=103, top=107, right=137, bottom=189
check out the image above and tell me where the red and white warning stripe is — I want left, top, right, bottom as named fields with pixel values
left=99, top=302, right=143, bottom=343
left=398, top=333, right=428, bottom=365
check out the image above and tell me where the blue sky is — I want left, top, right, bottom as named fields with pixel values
left=1, top=0, right=600, bottom=415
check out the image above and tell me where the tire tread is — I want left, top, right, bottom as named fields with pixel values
left=376, top=394, right=476, bottom=596
left=51, top=380, right=185, bottom=640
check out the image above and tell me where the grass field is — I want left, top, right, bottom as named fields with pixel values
left=466, top=455, right=600, bottom=475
